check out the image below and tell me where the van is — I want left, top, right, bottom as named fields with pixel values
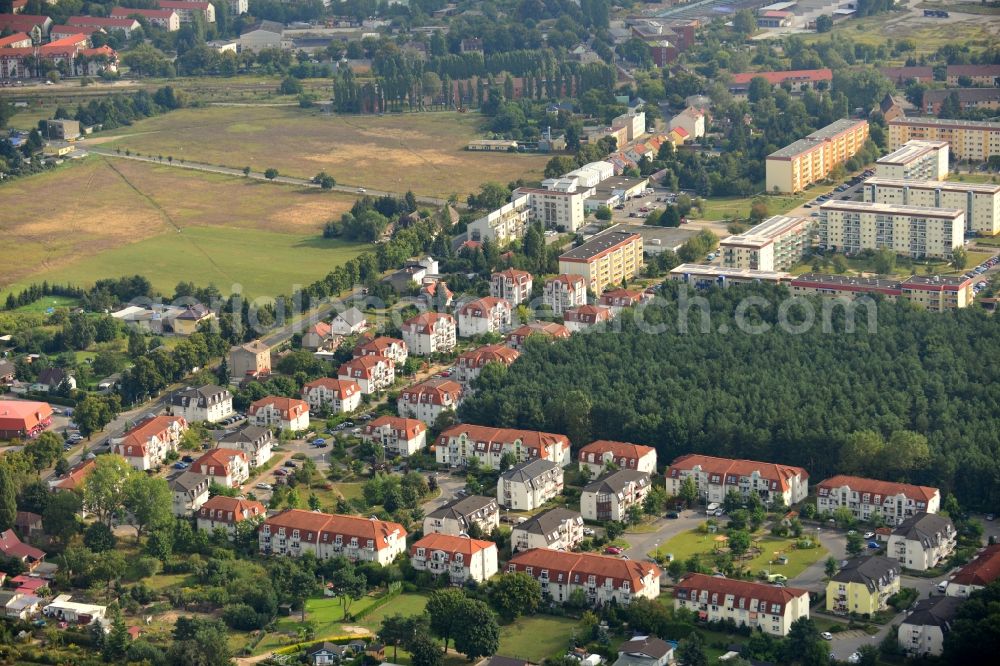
left=706, top=502, right=720, bottom=514
left=937, top=581, right=949, bottom=593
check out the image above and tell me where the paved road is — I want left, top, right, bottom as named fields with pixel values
left=624, top=509, right=712, bottom=562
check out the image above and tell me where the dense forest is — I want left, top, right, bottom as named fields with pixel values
left=460, top=283, right=1000, bottom=509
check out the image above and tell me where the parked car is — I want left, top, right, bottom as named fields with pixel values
left=864, top=531, right=875, bottom=539
left=173, top=462, right=189, bottom=470
left=583, top=527, right=595, bottom=536
left=182, top=455, right=194, bottom=463
left=937, top=581, right=949, bottom=593
left=274, top=469, right=288, bottom=477
left=868, top=541, right=880, bottom=549
left=284, top=461, right=297, bottom=468
left=604, top=546, right=622, bottom=555
left=256, top=483, right=272, bottom=490
left=666, top=511, right=679, bottom=519
left=312, top=438, right=326, bottom=446
left=821, top=632, right=833, bottom=641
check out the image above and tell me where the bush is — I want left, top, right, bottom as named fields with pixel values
left=223, top=603, right=266, bottom=630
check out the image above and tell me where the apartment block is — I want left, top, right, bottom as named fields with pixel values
left=863, top=177, right=1000, bottom=235
left=816, top=475, right=941, bottom=526
left=505, top=322, right=571, bottom=351
left=669, top=264, right=790, bottom=288
left=578, top=440, right=657, bottom=477
left=259, top=509, right=407, bottom=565
left=946, top=544, right=1000, bottom=597
left=424, top=495, right=500, bottom=536
left=498, top=459, right=564, bottom=511
left=401, top=313, right=456, bottom=356
left=337, top=355, right=395, bottom=394
left=818, top=200, right=964, bottom=259
left=248, top=396, right=309, bottom=432
left=397, top=378, right=462, bottom=423
left=218, top=424, right=274, bottom=469
left=490, top=269, right=534, bottom=305
left=435, top=424, right=571, bottom=470
left=196, top=496, right=264, bottom=537
left=945, top=64, right=1000, bottom=86
left=507, top=549, right=661, bottom=606
left=898, top=596, right=962, bottom=657
left=581, top=470, right=650, bottom=522
left=665, top=454, right=809, bottom=507
left=111, top=416, right=187, bottom=471
left=301, top=378, right=362, bottom=414
left=563, top=304, right=614, bottom=332
left=887, top=513, right=956, bottom=572
left=513, top=187, right=587, bottom=232
left=598, top=288, right=650, bottom=314
left=168, top=384, right=233, bottom=424
left=360, top=416, right=427, bottom=457
left=354, top=336, right=407, bottom=366
left=888, top=117, right=1000, bottom=162
left=674, top=573, right=811, bottom=637
left=720, top=215, right=812, bottom=271
left=789, top=273, right=976, bottom=311
left=409, top=533, right=499, bottom=584
left=559, top=226, right=644, bottom=295
left=875, top=140, right=950, bottom=181
left=827, top=556, right=900, bottom=615
left=457, top=297, right=512, bottom=338
left=468, top=197, right=530, bottom=245
left=765, top=119, right=870, bottom=193
left=511, top=508, right=584, bottom=552
left=543, top=274, right=588, bottom=315
left=454, top=344, right=520, bottom=384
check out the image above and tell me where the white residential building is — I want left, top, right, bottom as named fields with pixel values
left=454, top=344, right=520, bottom=384
left=887, top=512, right=956, bottom=572
left=397, top=378, right=462, bottom=424
left=543, top=274, right=587, bottom=315
left=511, top=507, right=583, bottom=552
left=248, top=396, right=310, bottom=432
left=818, top=200, right=965, bottom=259
left=468, top=197, right=530, bottom=245
left=196, top=496, right=265, bottom=537
left=581, top=470, right=651, bottom=522
left=817, top=476, right=941, bottom=526
left=302, top=378, right=362, bottom=414
left=563, top=304, right=613, bottom=332
left=862, top=177, right=1000, bottom=235
left=360, top=416, right=427, bottom=457
left=192, top=448, right=250, bottom=488
left=435, top=424, right=571, bottom=470
left=613, top=637, right=674, bottom=666
left=260, top=510, right=407, bottom=565
left=457, top=297, right=512, bottom=338
left=498, top=459, right=564, bottom=511
left=508, top=549, right=661, bottom=606
left=505, top=322, right=571, bottom=351
left=897, top=596, right=962, bottom=657
left=674, top=573, right=811, bottom=637
left=354, top=336, right=408, bottom=366
left=331, top=307, right=368, bottom=336
left=409, top=533, right=499, bottom=584
left=111, top=416, right=187, bottom=471
left=578, top=440, right=657, bottom=477
left=946, top=544, right=1000, bottom=597
left=168, top=385, right=233, bottom=423
left=665, top=454, right=810, bottom=507
left=720, top=215, right=812, bottom=272
left=337, top=355, right=395, bottom=394
left=169, top=471, right=210, bottom=517
left=513, top=187, right=587, bottom=232
left=401, top=313, right=456, bottom=356
left=669, top=107, right=706, bottom=139
left=218, top=425, right=274, bottom=468
left=490, top=269, right=534, bottom=305
left=424, top=495, right=500, bottom=537
left=875, top=140, right=950, bottom=181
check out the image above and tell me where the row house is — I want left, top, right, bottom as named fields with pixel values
left=511, top=508, right=584, bottom=552
left=455, top=344, right=519, bottom=384
left=260, top=509, right=407, bottom=565
left=409, top=533, right=499, bottom=584
left=112, top=415, right=187, bottom=471
left=674, top=573, right=810, bottom=637
left=196, top=496, right=264, bottom=537
left=0, top=13, right=52, bottom=43
left=578, top=440, right=657, bottom=477
left=436, top=424, right=571, bottom=470
left=219, top=424, right=274, bottom=468
left=826, top=556, right=900, bottom=615
left=816, top=475, right=940, bottom=526
left=563, top=304, right=613, bottom=333
left=192, top=448, right=249, bottom=488
left=887, top=513, right=956, bottom=572
left=498, top=459, right=564, bottom=511
left=168, top=384, right=233, bottom=423
left=424, top=495, right=499, bottom=537
left=946, top=544, right=1000, bottom=598
left=507, top=549, right=661, bottom=606
left=248, top=396, right=310, bottom=432
left=598, top=289, right=649, bottom=314
left=109, top=7, right=180, bottom=31
left=397, top=378, right=462, bottom=423
left=168, top=471, right=210, bottom=517
left=338, top=355, right=395, bottom=394
left=505, top=322, right=570, bottom=351
left=401, top=313, right=456, bottom=356
left=354, top=336, right=408, bottom=366
left=581, top=470, right=650, bottom=522
left=360, top=416, right=427, bottom=458
left=665, top=454, right=809, bottom=507
left=543, top=274, right=587, bottom=316
left=302, top=378, right=362, bottom=415
left=457, top=297, right=512, bottom=338
left=0, top=34, right=91, bottom=81
left=490, top=269, right=533, bottom=305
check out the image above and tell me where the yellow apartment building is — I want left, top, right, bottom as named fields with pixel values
left=766, top=118, right=870, bottom=193
left=888, top=117, right=1000, bottom=162
left=559, top=225, right=643, bottom=294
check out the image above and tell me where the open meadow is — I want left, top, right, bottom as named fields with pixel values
left=0, top=156, right=365, bottom=296
left=91, top=107, right=550, bottom=199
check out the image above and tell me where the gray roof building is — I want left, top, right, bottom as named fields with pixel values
left=613, top=636, right=673, bottom=666
left=892, top=512, right=955, bottom=549
left=500, top=459, right=559, bottom=485
left=832, top=556, right=901, bottom=592
left=584, top=469, right=650, bottom=495
left=903, top=595, right=962, bottom=629
left=514, top=508, right=583, bottom=546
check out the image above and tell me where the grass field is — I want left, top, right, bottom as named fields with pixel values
left=12, top=295, right=80, bottom=313
left=93, top=106, right=549, bottom=198
left=652, top=529, right=828, bottom=581
left=698, top=183, right=835, bottom=222
left=498, top=616, right=579, bottom=662
left=0, top=156, right=364, bottom=295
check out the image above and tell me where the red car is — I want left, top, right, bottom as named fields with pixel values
left=604, top=546, right=622, bottom=555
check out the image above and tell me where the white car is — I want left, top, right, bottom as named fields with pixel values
left=583, top=528, right=595, bottom=536
left=821, top=632, right=833, bottom=641
left=864, top=531, right=875, bottom=539
left=255, top=483, right=272, bottom=490
left=847, top=652, right=861, bottom=664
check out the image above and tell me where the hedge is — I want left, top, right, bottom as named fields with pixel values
left=352, top=582, right=402, bottom=621
left=273, top=634, right=372, bottom=656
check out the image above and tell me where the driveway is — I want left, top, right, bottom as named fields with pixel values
left=624, top=508, right=717, bottom=562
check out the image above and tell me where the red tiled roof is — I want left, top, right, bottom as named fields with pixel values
left=0, top=14, right=50, bottom=31
left=730, top=68, right=832, bottom=86
left=338, top=354, right=393, bottom=379
left=117, top=415, right=186, bottom=456
left=0, top=529, right=45, bottom=562
left=421, top=281, right=453, bottom=299
left=437, top=424, right=570, bottom=459
left=249, top=396, right=309, bottom=420
left=458, top=297, right=511, bottom=316
left=54, top=459, right=95, bottom=491
left=0, top=32, right=31, bottom=47
left=674, top=573, right=808, bottom=611
left=579, top=440, right=656, bottom=464
left=263, top=509, right=406, bottom=550
left=303, top=378, right=359, bottom=399
left=411, top=532, right=496, bottom=557
left=950, top=544, right=1000, bottom=587
left=354, top=336, right=406, bottom=357
left=545, top=274, right=586, bottom=288
left=817, top=475, right=938, bottom=503
left=194, top=448, right=248, bottom=476
left=507, top=322, right=570, bottom=341
left=79, top=45, right=116, bottom=58
left=403, top=312, right=455, bottom=335
left=457, top=344, right=519, bottom=368
left=110, top=7, right=176, bottom=19
left=198, top=496, right=265, bottom=524
left=365, top=415, right=426, bottom=439
left=599, top=288, right=646, bottom=306
left=399, top=378, right=462, bottom=406
left=667, top=453, right=808, bottom=492
left=308, top=322, right=332, bottom=338
left=493, top=268, right=532, bottom=282
left=159, top=0, right=212, bottom=9
left=67, top=16, right=140, bottom=29
left=564, top=304, right=613, bottom=323
left=509, top=548, right=660, bottom=592
left=0, top=400, right=53, bottom=433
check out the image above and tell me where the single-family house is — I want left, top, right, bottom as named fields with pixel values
left=50, top=459, right=94, bottom=493
left=112, top=415, right=187, bottom=471
left=511, top=507, right=584, bottom=552
left=192, top=448, right=250, bottom=488
left=302, top=378, right=362, bottom=414
left=360, top=416, right=427, bottom=457
left=424, top=495, right=499, bottom=537
left=248, top=396, right=309, bottom=432
left=302, top=322, right=342, bottom=351
left=331, top=307, right=369, bottom=336
left=0, top=529, right=45, bottom=570
left=14, top=511, right=43, bottom=539
left=498, top=459, right=564, bottom=511
left=34, top=367, right=75, bottom=393
left=173, top=304, right=214, bottom=335
left=218, top=424, right=275, bottom=468
left=409, top=533, right=499, bottom=584
left=0, top=360, right=17, bottom=385
left=946, top=544, right=1000, bottom=597
left=669, top=107, right=707, bottom=139
left=613, top=636, right=674, bottom=666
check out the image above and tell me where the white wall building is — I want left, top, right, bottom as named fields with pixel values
left=435, top=424, right=571, bottom=470
left=397, top=378, right=462, bottom=424
left=302, top=378, right=362, bottom=414
left=511, top=507, right=583, bottom=552
left=665, top=454, right=810, bottom=507
left=578, top=440, right=657, bottom=477
left=409, top=533, right=499, bottom=584
left=816, top=475, right=941, bottom=526
left=508, top=549, right=661, bottom=606
left=543, top=274, right=587, bottom=315
left=218, top=425, right=274, bottom=468
left=818, top=201, right=965, bottom=259
left=875, top=140, right=950, bottom=181
left=498, top=458, right=564, bottom=511
left=248, top=396, right=310, bottom=432
left=468, top=197, right=530, bottom=245
left=580, top=470, right=650, bottom=522
left=260, top=510, right=407, bottom=565
left=401, top=313, right=456, bottom=356
left=360, top=416, right=427, bottom=457
left=887, top=512, right=955, bottom=572
left=862, top=177, right=1000, bottom=235
left=457, top=297, right=512, bottom=338
left=168, top=385, right=233, bottom=423
left=674, top=574, right=811, bottom=637
left=424, top=495, right=500, bottom=536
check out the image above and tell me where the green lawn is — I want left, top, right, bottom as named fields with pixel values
left=652, top=529, right=828, bottom=581
left=974, top=236, right=1000, bottom=248
left=11, top=295, right=80, bottom=313
left=497, top=616, right=579, bottom=662
left=698, top=184, right=835, bottom=222
left=947, top=172, right=1000, bottom=184
left=356, top=592, right=428, bottom=631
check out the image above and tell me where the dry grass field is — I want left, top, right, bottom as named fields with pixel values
left=0, top=156, right=364, bottom=296
left=94, top=107, right=549, bottom=198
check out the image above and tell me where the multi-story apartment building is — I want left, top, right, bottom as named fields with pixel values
left=436, top=424, right=571, bottom=470
left=511, top=508, right=584, bottom=552
left=669, top=264, right=790, bottom=288
left=158, top=1, right=215, bottom=24
left=788, top=273, right=976, bottom=311
left=945, top=63, right=1000, bottom=86
left=581, top=470, right=651, bottom=522
left=563, top=304, right=614, bottom=332
left=302, top=378, right=362, bottom=414
left=248, top=396, right=310, bottom=432
left=498, top=459, right=564, bottom=511
left=887, top=512, right=956, bottom=572
left=409, top=533, right=499, bottom=584
left=665, top=454, right=809, bottom=507
left=468, top=197, right=530, bottom=245
left=169, top=471, right=210, bottom=517
left=507, top=549, right=661, bottom=606
left=112, top=416, right=187, bottom=471
left=888, top=117, right=1000, bottom=162
left=674, top=573, right=811, bottom=637
left=946, top=544, right=1000, bottom=597
left=897, top=596, right=962, bottom=657
left=457, top=297, right=512, bottom=338
left=505, top=322, right=571, bottom=351
left=559, top=226, right=644, bottom=295
left=259, top=509, right=407, bottom=565
left=863, top=177, right=1000, bottom=235
left=169, top=385, right=233, bottom=423
left=66, top=16, right=141, bottom=38
left=543, top=274, right=588, bottom=315
left=765, top=119, right=870, bottom=193
left=196, top=496, right=264, bottom=536
left=818, top=200, right=965, bottom=259
left=354, top=336, right=408, bottom=366
left=827, top=556, right=901, bottom=615
left=512, top=187, right=587, bottom=232
left=402, top=313, right=456, bottom=356
left=816, top=475, right=941, bottom=526
left=728, top=68, right=833, bottom=95
left=454, top=344, right=520, bottom=384
left=598, top=288, right=650, bottom=314
left=192, top=448, right=250, bottom=488
left=578, top=440, right=657, bottom=477
left=424, top=495, right=500, bottom=536
left=109, top=7, right=180, bottom=31
left=490, top=269, right=534, bottom=305
left=397, top=378, right=462, bottom=423
left=337, top=355, right=395, bottom=394
left=924, top=88, right=1000, bottom=115
left=720, top=215, right=812, bottom=271
left=361, top=416, right=427, bottom=457
left=875, top=140, right=950, bottom=181
left=229, top=340, right=271, bottom=381
left=218, top=424, right=274, bottom=468
left=669, top=107, right=707, bottom=139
